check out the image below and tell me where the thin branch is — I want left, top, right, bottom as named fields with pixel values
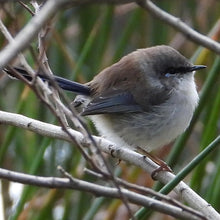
left=0, top=5, right=114, bottom=179
left=1, top=4, right=134, bottom=215
left=0, top=167, right=204, bottom=220
left=137, top=0, right=220, bottom=54
left=1, top=0, right=220, bottom=71
left=0, top=0, right=63, bottom=70
left=0, top=15, right=106, bottom=176
left=84, top=168, right=206, bottom=220
left=0, top=0, right=134, bottom=70
left=18, top=1, right=35, bottom=15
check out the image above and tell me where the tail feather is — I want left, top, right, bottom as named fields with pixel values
left=3, top=67, right=91, bottom=96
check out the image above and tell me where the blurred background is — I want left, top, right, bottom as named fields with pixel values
left=0, top=1, right=220, bottom=219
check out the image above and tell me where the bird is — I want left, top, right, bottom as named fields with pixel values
left=4, top=45, right=206, bottom=173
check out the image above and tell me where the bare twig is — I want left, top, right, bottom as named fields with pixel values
left=1, top=0, right=220, bottom=73
left=0, top=15, right=103, bottom=175
left=1, top=3, right=134, bottom=216
left=0, top=0, right=63, bottom=70
left=84, top=168, right=206, bottom=220
left=137, top=0, right=220, bottom=54
left=18, top=1, right=35, bottom=15
left=0, top=167, right=205, bottom=220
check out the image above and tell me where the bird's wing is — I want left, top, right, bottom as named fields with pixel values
left=81, top=91, right=143, bottom=116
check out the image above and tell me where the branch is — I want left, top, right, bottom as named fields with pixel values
left=84, top=168, right=205, bottom=219
left=0, top=167, right=205, bottom=220
left=138, top=0, right=220, bottom=54
left=0, top=0, right=135, bottom=70
left=1, top=7, right=134, bottom=215
left=1, top=0, right=220, bottom=72
left=0, top=110, right=219, bottom=219
left=0, top=0, right=64, bottom=70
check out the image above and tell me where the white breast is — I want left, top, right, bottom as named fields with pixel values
left=146, top=74, right=198, bottom=151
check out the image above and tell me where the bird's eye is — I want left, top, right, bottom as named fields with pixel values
left=164, top=67, right=177, bottom=77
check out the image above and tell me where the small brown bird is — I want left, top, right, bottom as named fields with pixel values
left=4, top=45, right=206, bottom=171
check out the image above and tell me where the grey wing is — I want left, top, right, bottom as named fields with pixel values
left=81, top=92, right=143, bottom=116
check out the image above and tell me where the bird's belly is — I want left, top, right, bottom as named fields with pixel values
left=90, top=100, right=195, bottom=152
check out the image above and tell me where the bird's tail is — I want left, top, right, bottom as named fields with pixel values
left=3, top=66, right=91, bottom=96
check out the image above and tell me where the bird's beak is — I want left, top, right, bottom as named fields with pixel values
left=190, top=65, right=207, bottom=71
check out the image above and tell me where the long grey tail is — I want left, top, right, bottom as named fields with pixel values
left=3, top=67, right=91, bottom=96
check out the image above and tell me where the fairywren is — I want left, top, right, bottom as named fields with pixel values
left=4, top=45, right=206, bottom=154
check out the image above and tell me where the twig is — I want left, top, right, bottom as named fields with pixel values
left=18, top=1, right=35, bottom=15
left=0, top=0, right=63, bottom=70
left=84, top=168, right=206, bottom=220
left=1, top=3, right=134, bottom=216
left=137, top=0, right=220, bottom=54
left=0, top=11, right=102, bottom=175
left=0, top=167, right=205, bottom=220
left=1, top=0, right=220, bottom=71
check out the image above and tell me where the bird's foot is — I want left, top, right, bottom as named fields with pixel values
left=137, top=147, right=172, bottom=180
